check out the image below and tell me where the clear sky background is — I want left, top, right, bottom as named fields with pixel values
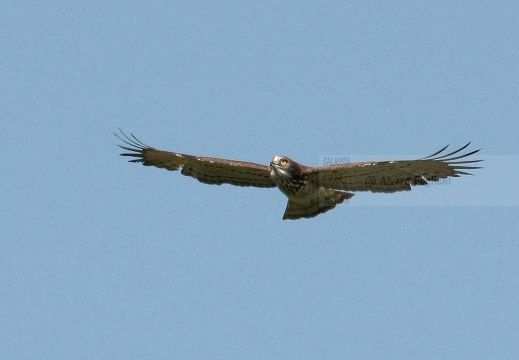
left=2, top=2, right=519, bottom=359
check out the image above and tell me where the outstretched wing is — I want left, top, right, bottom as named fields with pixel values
left=308, top=143, right=482, bottom=193
left=116, top=130, right=275, bottom=188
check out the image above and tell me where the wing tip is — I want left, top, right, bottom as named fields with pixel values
left=422, top=142, right=483, bottom=167
left=115, top=129, right=151, bottom=150
left=115, top=129, right=154, bottom=163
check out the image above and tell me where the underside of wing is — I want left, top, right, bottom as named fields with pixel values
left=116, top=130, right=275, bottom=188
left=308, top=143, right=483, bottom=193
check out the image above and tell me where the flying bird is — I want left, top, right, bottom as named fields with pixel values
left=116, top=131, right=482, bottom=220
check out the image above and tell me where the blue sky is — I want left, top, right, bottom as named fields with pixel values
left=2, top=1, right=519, bottom=359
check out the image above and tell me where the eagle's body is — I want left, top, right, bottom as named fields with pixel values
left=116, top=131, right=482, bottom=220
left=269, top=155, right=354, bottom=219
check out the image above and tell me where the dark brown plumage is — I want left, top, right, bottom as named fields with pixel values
left=116, top=130, right=482, bottom=220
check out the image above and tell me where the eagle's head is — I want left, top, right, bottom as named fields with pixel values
left=270, top=156, right=308, bottom=196
left=270, top=155, right=299, bottom=175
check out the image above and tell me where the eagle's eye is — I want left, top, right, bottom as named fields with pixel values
left=280, top=158, right=288, bottom=166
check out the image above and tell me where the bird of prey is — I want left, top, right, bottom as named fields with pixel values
left=116, top=131, right=482, bottom=220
